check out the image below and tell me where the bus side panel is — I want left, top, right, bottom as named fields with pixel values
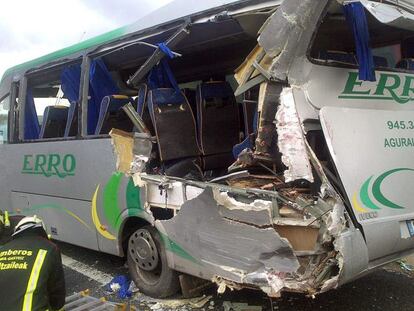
left=0, top=138, right=126, bottom=255
left=11, top=191, right=99, bottom=250
left=320, top=107, right=414, bottom=261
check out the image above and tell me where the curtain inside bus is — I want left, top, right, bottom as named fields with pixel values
left=88, top=59, right=119, bottom=135
left=343, top=2, right=376, bottom=81
left=61, top=65, right=81, bottom=105
left=61, top=65, right=81, bottom=137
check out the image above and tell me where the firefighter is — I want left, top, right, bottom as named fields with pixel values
left=0, top=211, right=24, bottom=245
left=0, top=215, right=66, bottom=311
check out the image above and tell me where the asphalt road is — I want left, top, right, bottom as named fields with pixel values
left=58, top=241, right=414, bottom=311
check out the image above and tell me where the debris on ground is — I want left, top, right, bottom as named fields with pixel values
left=222, top=301, right=263, bottom=311
left=106, top=275, right=133, bottom=299
left=148, top=295, right=212, bottom=310
left=398, top=260, right=414, bottom=272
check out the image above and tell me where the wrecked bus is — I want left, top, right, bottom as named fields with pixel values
left=0, top=0, right=414, bottom=298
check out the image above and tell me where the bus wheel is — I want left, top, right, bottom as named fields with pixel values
left=127, top=225, right=180, bottom=298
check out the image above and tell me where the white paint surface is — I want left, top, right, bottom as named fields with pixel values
left=62, top=254, right=113, bottom=286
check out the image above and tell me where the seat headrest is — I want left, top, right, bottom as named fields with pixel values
left=40, top=106, right=69, bottom=139
left=100, top=95, right=131, bottom=112
left=43, top=106, right=69, bottom=118
left=150, top=88, right=185, bottom=106
left=199, top=82, right=234, bottom=99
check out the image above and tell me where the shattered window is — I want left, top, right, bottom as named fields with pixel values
left=24, top=62, right=81, bottom=140
left=310, top=2, right=414, bottom=70
left=33, top=88, right=70, bottom=125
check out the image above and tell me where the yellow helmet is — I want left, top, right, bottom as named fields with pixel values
left=13, top=215, right=46, bottom=236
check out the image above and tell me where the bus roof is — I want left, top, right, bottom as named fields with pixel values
left=1, top=0, right=274, bottom=83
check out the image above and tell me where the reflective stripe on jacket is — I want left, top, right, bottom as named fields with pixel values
left=0, top=230, right=66, bottom=311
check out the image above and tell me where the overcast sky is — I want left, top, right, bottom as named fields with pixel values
left=0, top=0, right=173, bottom=78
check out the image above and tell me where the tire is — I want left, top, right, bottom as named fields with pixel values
left=127, top=225, right=180, bottom=298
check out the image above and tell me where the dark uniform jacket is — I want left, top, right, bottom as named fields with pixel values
left=0, top=230, right=65, bottom=311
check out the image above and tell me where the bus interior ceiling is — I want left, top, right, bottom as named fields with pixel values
left=110, top=1, right=348, bottom=298
left=105, top=19, right=258, bottom=83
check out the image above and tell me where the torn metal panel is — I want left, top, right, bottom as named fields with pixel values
left=258, top=0, right=328, bottom=82
left=234, top=45, right=273, bottom=89
left=274, top=225, right=319, bottom=252
left=110, top=129, right=152, bottom=176
left=185, top=185, right=204, bottom=201
left=334, top=228, right=369, bottom=286
left=234, top=45, right=266, bottom=85
left=359, top=0, right=414, bottom=31
left=159, top=188, right=300, bottom=284
left=275, top=88, right=313, bottom=183
left=213, top=189, right=274, bottom=226
left=212, top=276, right=244, bottom=294
left=381, top=0, right=414, bottom=14
left=109, top=129, right=134, bottom=174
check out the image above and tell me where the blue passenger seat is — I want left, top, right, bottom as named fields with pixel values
left=318, top=50, right=357, bottom=64
left=40, top=106, right=69, bottom=139
left=94, top=95, right=135, bottom=135
left=196, top=81, right=240, bottom=169
left=396, top=58, right=414, bottom=70
left=64, top=103, right=78, bottom=137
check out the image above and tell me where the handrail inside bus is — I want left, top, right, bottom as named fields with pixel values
left=127, top=22, right=191, bottom=87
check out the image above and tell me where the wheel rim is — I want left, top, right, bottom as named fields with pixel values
left=129, top=228, right=159, bottom=271
left=128, top=228, right=162, bottom=285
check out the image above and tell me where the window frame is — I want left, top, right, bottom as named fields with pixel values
left=0, top=93, right=10, bottom=144
left=306, top=5, right=414, bottom=75
left=16, top=57, right=86, bottom=143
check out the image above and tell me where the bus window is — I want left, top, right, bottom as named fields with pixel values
left=24, top=63, right=81, bottom=140
left=310, top=2, right=414, bottom=71
left=87, top=59, right=120, bottom=135
left=26, top=84, right=70, bottom=140
left=0, top=95, right=10, bottom=143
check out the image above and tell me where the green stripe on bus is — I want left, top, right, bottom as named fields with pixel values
left=126, top=178, right=142, bottom=217
left=2, top=26, right=128, bottom=81
left=372, top=168, right=414, bottom=209
left=359, top=176, right=380, bottom=210
left=160, top=232, right=200, bottom=265
left=103, top=173, right=123, bottom=230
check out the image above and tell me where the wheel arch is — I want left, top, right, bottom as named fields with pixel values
left=118, top=216, right=153, bottom=257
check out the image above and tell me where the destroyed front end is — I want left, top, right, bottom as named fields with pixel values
left=2, top=0, right=414, bottom=301
left=110, top=0, right=414, bottom=299
left=111, top=120, right=352, bottom=298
